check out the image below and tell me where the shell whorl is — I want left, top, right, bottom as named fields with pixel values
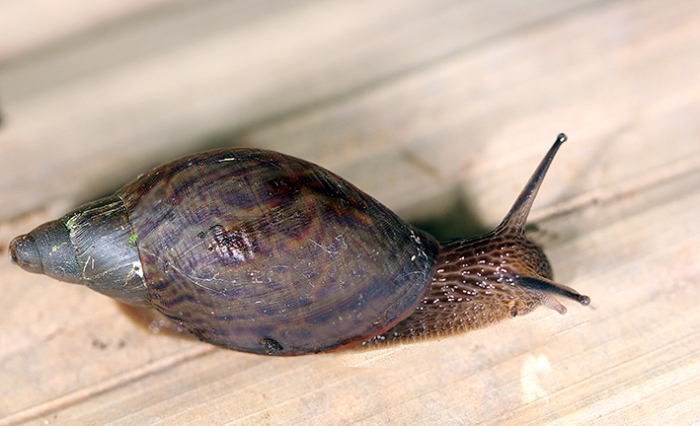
left=118, top=148, right=439, bottom=355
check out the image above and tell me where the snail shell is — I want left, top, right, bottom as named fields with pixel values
left=9, top=134, right=589, bottom=356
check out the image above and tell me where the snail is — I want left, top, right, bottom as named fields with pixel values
left=9, top=134, right=589, bottom=356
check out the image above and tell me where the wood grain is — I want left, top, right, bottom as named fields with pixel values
left=1, top=0, right=699, bottom=424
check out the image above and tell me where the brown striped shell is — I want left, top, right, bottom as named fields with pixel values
left=9, top=134, right=589, bottom=356
left=121, top=149, right=439, bottom=354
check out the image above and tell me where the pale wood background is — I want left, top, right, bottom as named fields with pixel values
left=1, top=0, right=699, bottom=424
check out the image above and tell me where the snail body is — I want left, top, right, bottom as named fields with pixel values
left=10, top=134, right=589, bottom=356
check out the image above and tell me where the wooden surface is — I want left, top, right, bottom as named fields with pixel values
left=1, top=0, right=699, bottom=424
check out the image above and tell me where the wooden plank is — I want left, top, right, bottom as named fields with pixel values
left=0, top=0, right=175, bottom=60
left=1, top=0, right=699, bottom=424
left=0, top=0, right=596, bottom=220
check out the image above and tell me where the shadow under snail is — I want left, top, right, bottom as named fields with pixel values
left=9, top=134, right=589, bottom=356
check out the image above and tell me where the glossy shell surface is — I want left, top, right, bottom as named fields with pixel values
left=119, top=149, right=439, bottom=355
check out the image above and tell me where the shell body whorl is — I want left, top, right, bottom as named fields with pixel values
left=118, top=149, right=439, bottom=355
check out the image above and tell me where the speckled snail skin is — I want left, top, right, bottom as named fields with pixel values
left=9, top=134, right=589, bottom=356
